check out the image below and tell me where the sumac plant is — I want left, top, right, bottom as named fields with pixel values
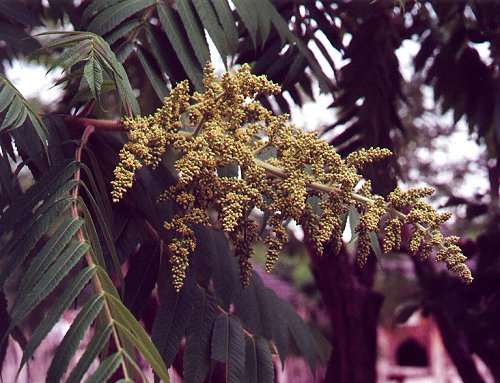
left=0, top=1, right=477, bottom=383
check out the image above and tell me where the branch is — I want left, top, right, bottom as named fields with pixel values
left=62, top=115, right=126, bottom=131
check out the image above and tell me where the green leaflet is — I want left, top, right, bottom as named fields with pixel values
left=233, top=274, right=274, bottom=339
left=46, top=294, right=106, bottom=383
left=176, top=0, right=211, bottom=68
left=105, top=19, right=141, bottom=45
left=136, top=46, right=168, bottom=101
left=84, top=352, right=123, bottom=383
left=151, top=276, right=196, bottom=367
left=0, top=83, right=16, bottom=113
left=77, top=184, right=125, bottom=297
left=0, top=160, right=78, bottom=238
left=183, top=288, right=218, bottom=383
left=232, top=0, right=259, bottom=49
left=105, top=293, right=170, bottom=383
left=368, top=231, right=383, bottom=261
left=66, top=324, right=113, bottom=383
left=38, top=32, right=139, bottom=115
left=257, top=0, right=334, bottom=94
left=348, top=204, right=361, bottom=243
left=15, top=218, right=84, bottom=309
left=211, top=313, right=245, bottom=383
left=0, top=96, right=23, bottom=129
left=156, top=2, right=204, bottom=90
left=279, top=299, right=319, bottom=375
left=0, top=2, right=41, bottom=26
left=0, top=77, right=47, bottom=145
left=123, top=241, right=160, bottom=318
left=48, top=41, right=92, bottom=72
left=78, top=196, right=107, bottom=274
left=84, top=58, right=104, bottom=107
left=19, top=267, right=97, bottom=371
left=210, top=229, right=239, bottom=309
left=192, top=0, right=229, bottom=67
left=211, top=0, right=238, bottom=55
left=121, top=349, right=150, bottom=383
left=262, top=288, right=288, bottom=365
left=0, top=197, right=74, bottom=287
left=87, top=0, right=156, bottom=36
left=82, top=0, right=122, bottom=23
left=145, top=26, right=176, bottom=82
left=80, top=150, right=113, bottom=222
left=244, top=337, right=274, bottom=383
left=8, top=241, right=90, bottom=331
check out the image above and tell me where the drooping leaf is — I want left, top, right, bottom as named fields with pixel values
left=48, top=41, right=92, bottom=73
left=262, top=288, right=288, bottom=365
left=232, top=0, right=259, bottom=48
left=38, top=32, right=139, bottom=115
left=177, top=0, right=210, bottom=68
left=211, top=313, right=245, bottom=383
left=66, top=324, right=113, bottom=383
left=123, top=241, right=160, bottom=318
left=156, top=2, right=203, bottom=90
left=368, top=231, right=383, bottom=261
left=348, top=205, right=360, bottom=243
left=84, top=352, right=123, bottom=383
left=211, top=0, right=238, bottom=55
left=0, top=197, right=73, bottom=287
left=280, top=299, right=319, bottom=375
left=8, top=241, right=90, bottom=332
left=210, top=229, right=239, bottom=309
left=87, top=0, right=156, bottom=36
left=144, top=26, right=177, bottom=82
left=183, top=288, right=218, bottom=383
left=46, top=294, right=105, bottom=383
left=77, top=183, right=125, bottom=297
left=16, top=218, right=84, bottom=303
left=152, top=275, right=196, bottom=367
left=105, top=19, right=142, bottom=45
left=0, top=83, right=16, bottom=113
left=233, top=274, right=274, bottom=339
left=105, top=293, right=170, bottom=383
left=0, top=75, right=47, bottom=145
left=257, top=0, right=334, bottom=94
left=0, top=2, right=41, bottom=26
left=244, top=337, right=274, bottom=383
left=135, top=45, right=168, bottom=101
left=19, top=267, right=96, bottom=370
left=1, top=96, right=23, bottom=130
left=192, top=0, right=229, bottom=67
left=0, top=22, right=40, bottom=53
left=0, top=160, right=77, bottom=239
left=82, top=0, right=122, bottom=24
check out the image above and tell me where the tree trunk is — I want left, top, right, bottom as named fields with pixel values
left=310, top=245, right=383, bottom=383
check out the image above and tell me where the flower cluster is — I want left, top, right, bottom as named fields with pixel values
left=112, top=63, right=473, bottom=291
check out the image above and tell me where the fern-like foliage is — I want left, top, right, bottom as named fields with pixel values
left=0, top=159, right=171, bottom=382
left=35, top=31, right=140, bottom=115
left=0, top=74, right=47, bottom=145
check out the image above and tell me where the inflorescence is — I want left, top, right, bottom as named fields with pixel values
left=112, top=63, right=473, bottom=291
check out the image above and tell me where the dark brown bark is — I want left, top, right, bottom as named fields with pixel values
left=310, top=245, right=383, bottom=383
